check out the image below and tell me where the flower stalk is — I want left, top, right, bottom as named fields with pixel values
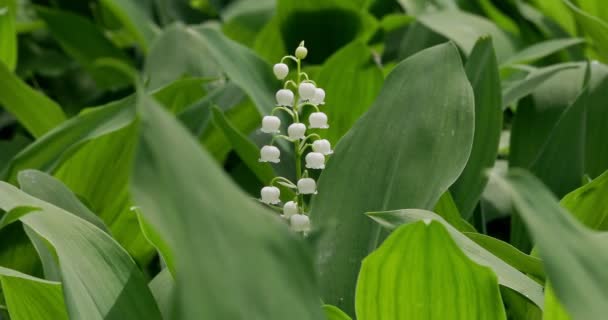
left=258, top=41, right=333, bottom=234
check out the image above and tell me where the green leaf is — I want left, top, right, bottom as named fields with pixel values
left=194, top=26, right=277, bottom=115
left=0, top=183, right=163, bottom=320
left=501, top=38, right=585, bottom=66
left=17, top=170, right=108, bottom=232
left=450, top=37, right=502, bottom=218
left=315, top=41, right=383, bottom=145
left=98, top=0, right=159, bottom=52
left=0, top=0, right=17, bottom=70
left=418, top=10, right=519, bottom=63
left=563, top=0, right=608, bottom=62
left=35, top=6, right=132, bottom=89
left=528, top=0, right=576, bottom=35
left=367, top=209, right=544, bottom=308
left=149, top=268, right=174, bottom=320
left=144, top=24, right=222, bottom=90
left=464, top=232, right=544, bottom=279
left=356, top=221, right=507, bottom=319
left=0, top=266, right=68, bottom=320
left=310, top=42, right=475, bottom=315
left=1, top=96, right=134, bottom=183
left=529, top=64, right=608, bottom=197
left=323, top=305, right=352, bottom=320
left=397, top=0, right=458, bottom=15
left=502, top=62, right=580, bottom=108
left=210, top=106, right=274, bottom=184
left=494, top=169, right=608, bottom=319
left=0, top=61, right=66, bottom=138
left=433, top=190, right=474, bottom=232
left=560, top=169, right=608, bottom=230
left=130, top=94, right=323, bottom=319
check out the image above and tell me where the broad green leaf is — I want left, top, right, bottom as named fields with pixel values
left=194, top=26, right=277, bottom=115
left=502, top=62, right=580, bottom=108
left=0, top=61, right=66, bottom=138
left=210, top=106, right=274, bottom=184
left=324, top=305, right=352, bottom=320
left=356, top=221, right=507, bottom=319
left=509, top=64, right=586, bottom=170
left=144, top=24, right=222, bottom=90
left=130, top=94, right=323, bottom=319
left=494, top=169, right=608, bottom=319
left=310, top=43, right=474, bottom=315
left=1, top=96, right=134, bottom=183
left=149, top=268, right=174, bottom=320
left=530, top=64, right=608, bottom=197
left=35, top=7, right=132, bottom=89
left=560, top=169, right=608, bottom=229
left=563, top=0, right=608, bottom=62
left=0, top=266, right=68, bottom=320
left=0, top=0, right=17, bottom=70
left=367, top=209, right=544, bottom=308
left=528, top=0, right=576, bottom=35
left=478, top=0, right=520, bottom=36
left=221, top=0, right=274, bottom=47
left=433, top=190, right=474, bottom=232
left=315, top=41, right=383, bottom=145
left=0, top=183, right=163, bottom=320
left=465, top=232, right=544, bottom=279
left=501, top=38, right=585, bottom=66
left=451, top=37, right=502, bottom=218
left=152, top=77, right=208, bottom=114
left=17, top=170, right=107, bottom=232
left=98, top=0, right=159, bottom=52
left=418, top=10, right=518, bottom=63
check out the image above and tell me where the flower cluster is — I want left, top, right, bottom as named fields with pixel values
left=258, top=41, right=333, bottom=234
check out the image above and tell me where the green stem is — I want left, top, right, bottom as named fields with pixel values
left=295, top=57, right=305, bottom=211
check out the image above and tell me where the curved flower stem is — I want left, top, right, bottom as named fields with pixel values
left=271, top=106, right=295, bottom=119
left=298, top=102, right=320, bottom=113
left=283, top=80, right=297, bottom=89
left=271, top=135, right=292, bottom=144
left=281, top=55, right=298, bottom=64
left=270, top=176, right=296, bottom=188
left=299, top=143, right=312, bottom=153
left=299, top=72, right=309, bottom=81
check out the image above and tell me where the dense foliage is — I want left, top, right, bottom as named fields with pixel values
left=0, top=0, right=607, bottom=319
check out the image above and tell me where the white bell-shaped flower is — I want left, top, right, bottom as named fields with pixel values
left=290, top=214, right=310, bottom=232
left=309, top=112, right=329, bottom=129
left=276, top=89, right=294, bottom=106
left=295, top=45, right=308, bottom=59
left=287, top=123, right=306, bottom=140
left=312, top=139, right=333, bottom=155
left=261, top=116, right=281, bottom=133
left=305, top=152, right=325, bottom=169
left=297, top=178, right=317, bottom=194
left=273, top=63, right=289, bottom=80
left=260, top=186, right=280, bottom=204
left=282, top=201, right=298, bottom=218
left=299, top=82, right=316, bottom=100
left=259, top=145, right=280, bottom=163
left=311, top=88, right=325, bottom=105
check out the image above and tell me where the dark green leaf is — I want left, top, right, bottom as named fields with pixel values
left=310, top=43, right=474, bottom=315
left=0, top=0, right=17, bottom=70
left=501, top=38, right=585, bottom=66
left=451, top=36, right=502, bottom=218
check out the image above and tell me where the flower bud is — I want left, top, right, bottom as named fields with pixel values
left=309, top=112, right=329, bottom=129
left=276, top=89, right=294, bottom=106
left=261, top=116, right=281, bottom=133
left=312, top=139, right=333, bottom=155
left=299, top=82, right=316, bottom=100
left=283, top=201, right=298, bottom=218
left=259, top=145, right=280, bottom=163
left=311, top=88, right=325, bottom=105
left=290, top=214, right=310, bottom=232
left=295, top=45, right=308, bottom=59
left=260, top=186, right=280, bottom=204
left=273, top=63, right=289, bottom=80
left=297, top=178, right=317, bottom=194
left=305, top=152, right=325, bottom=169
left=287, top=123, right=306, bottom=140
